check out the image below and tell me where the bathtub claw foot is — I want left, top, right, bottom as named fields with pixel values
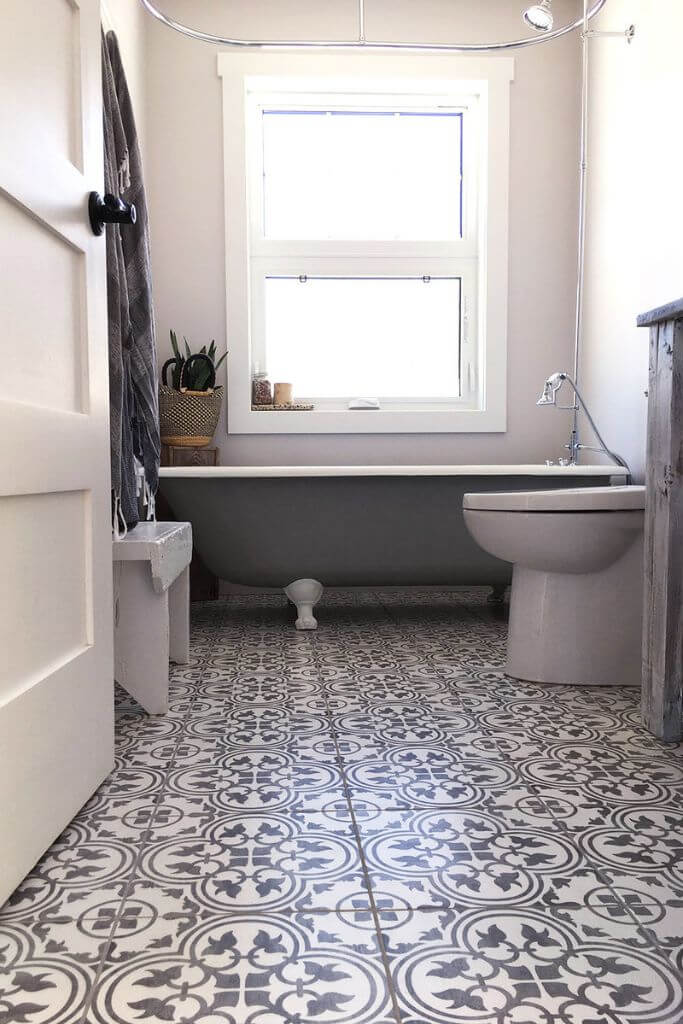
left=284, top=579, right=324, bottom=630
left=487, top=585, right=508, bottom=605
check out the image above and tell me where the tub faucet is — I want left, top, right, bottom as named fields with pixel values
left=537, top=371, right=632, bottom=484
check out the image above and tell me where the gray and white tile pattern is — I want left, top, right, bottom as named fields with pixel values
left=1, top=588, right=682, bottom=1023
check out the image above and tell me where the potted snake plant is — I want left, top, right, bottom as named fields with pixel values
left=159, top=331, right=227, bottom=447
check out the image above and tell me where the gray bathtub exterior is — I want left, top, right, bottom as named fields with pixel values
left=159, top=470, right=615, bottom=588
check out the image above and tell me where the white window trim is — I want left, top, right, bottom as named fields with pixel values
left=218, top=53, right=514, bottom=434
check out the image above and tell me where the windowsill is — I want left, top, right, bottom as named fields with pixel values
left=229, top=404, right=506, bottom=434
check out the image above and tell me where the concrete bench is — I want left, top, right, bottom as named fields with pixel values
left=113, top=521, right=192, bottom=714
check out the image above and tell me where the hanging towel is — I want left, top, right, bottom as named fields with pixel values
left=102, top=31, right=160, bottom=531
left=102, top=32, right=133, bottom=532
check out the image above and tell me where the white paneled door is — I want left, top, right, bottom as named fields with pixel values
left=0, top=0, right=114, bottom=901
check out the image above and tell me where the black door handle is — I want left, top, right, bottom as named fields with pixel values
left=89, top=191, right=137, bottom=235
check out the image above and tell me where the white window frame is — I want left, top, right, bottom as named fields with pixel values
left=218, top=53, right=514, bottom=434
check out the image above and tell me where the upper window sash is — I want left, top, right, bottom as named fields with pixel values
left=245, top=90, right=480, bottom=258
left=260, top=106, right=464, bottom=241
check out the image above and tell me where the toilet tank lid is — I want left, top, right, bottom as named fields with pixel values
left=463, top=485, right=646, bottom=512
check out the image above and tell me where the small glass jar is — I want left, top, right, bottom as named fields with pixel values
left=251, top=364, right=273, bottom=406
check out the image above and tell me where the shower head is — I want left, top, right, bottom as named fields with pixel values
left=537, top=372, right=567, bottom=406
left=523, top=0, right=554, bottom=32
left=535, top=370, right=633, bottom=480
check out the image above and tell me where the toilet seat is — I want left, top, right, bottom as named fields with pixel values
left=463, top=485, right=645, bottom=513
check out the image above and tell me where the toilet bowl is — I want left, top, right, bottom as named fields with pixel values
left=463, top=486, right=645, bottom=686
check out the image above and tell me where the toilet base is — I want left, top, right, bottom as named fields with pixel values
left=506, top=536, right=643, bottom=686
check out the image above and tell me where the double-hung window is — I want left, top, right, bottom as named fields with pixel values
left=219, top=57, right=513, bottom=433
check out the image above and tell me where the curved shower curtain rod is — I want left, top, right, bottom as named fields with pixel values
left=138, top=0, right=608, bottom=52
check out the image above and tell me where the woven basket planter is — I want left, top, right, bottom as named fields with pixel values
left=159, top=385, right=224, bottom=448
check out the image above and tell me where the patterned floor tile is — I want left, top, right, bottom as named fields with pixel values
left=183, top=704, right=333, bottom=750
left=178, top=733, right=343, bottom=774
left=91, top=911, right=395, bottom=1024
left=113, top=684, right=144, bottom=716
left=334, top=730, right=549, bottom=766
left=569, top=805, right=683, bottom=887
left=605, top=727, right=683, bottom=762
left=170, top=689, right=331, bottom=720
left=342, top=745, right=518, bottom=811
left=325, top=675, right=450, bottom=701
left=442, top=687, right=507, bottom=715
left=115, top=711, right=185, bottom=743
left=165, top=747, right=347, bottom=814
left=133, top=809, right=370, bottom=913
left=113, top=719, right=186, bottom=769
left=518, top=741, right=683, bottom=808
left=571, top=870, right=683, bottom=972
left=330, top=699, right=479, bottom=746
left=450, top=668, right=516, bottom=688
left=316, top=649, right=431, bottom=675
left=206, top=654, right=317, bottom=676
left=0, top=823, right=138, bottom=929
left=358, top=808, right=583, bottom=910
left=99, top=763, right=169, bottom=797
left=0, top=877, right=131, bottom=930
left=0, top=921, right=102, bottom=1024
left=198, top=673, right=324, bottom=705
left=74, top=792, right=170, bottom=843
left=378, top=908, right=683, bottom=1024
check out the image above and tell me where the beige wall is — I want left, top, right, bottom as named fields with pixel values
left=581, top=0, right=683, bottom=483
left=103, top=0, right=147, bottom=147
left=145, top=0, right=583, bottom=465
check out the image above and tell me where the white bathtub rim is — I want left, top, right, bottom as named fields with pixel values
left=159, top=464, right=628, bottom=480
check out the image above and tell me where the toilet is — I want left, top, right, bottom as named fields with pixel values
left=463, top=486, right=646, bottom=686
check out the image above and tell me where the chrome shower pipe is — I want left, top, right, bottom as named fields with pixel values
left=570, top=0, right=591, bottom=464
left=137, top=0, right=607, bottom=53
left=570, top=4, right=634, bottom=467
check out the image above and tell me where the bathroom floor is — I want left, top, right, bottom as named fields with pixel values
left=2, top=589, right=683, bottom=1024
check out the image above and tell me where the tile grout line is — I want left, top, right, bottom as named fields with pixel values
left=78, top=614, right=223, bottom=1024
left=311, top=617, right=405, bottom=1024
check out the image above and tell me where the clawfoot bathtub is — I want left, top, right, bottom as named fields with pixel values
left=159, top=465, right=622, bottom=629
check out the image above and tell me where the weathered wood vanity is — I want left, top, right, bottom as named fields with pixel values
left=638, top=298, right=683, bottom=741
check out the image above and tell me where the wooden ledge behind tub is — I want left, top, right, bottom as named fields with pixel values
left=161, top=444, right=218, bottom=468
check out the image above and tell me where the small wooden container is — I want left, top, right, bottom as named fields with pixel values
left=273, top=382, right=293, bottom=406
left=161, top=445, right=219, bottom=468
